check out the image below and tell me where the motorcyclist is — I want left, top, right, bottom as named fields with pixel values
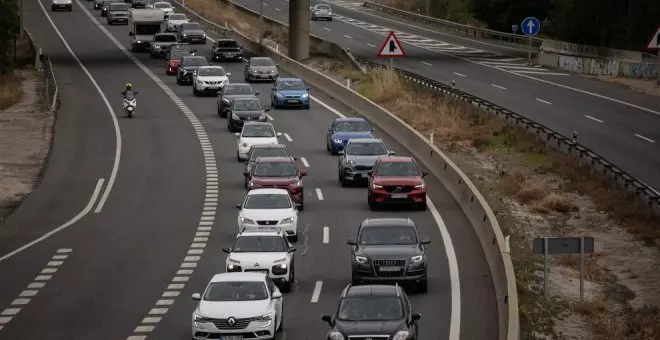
left=121, top=83, right=136, bottom=98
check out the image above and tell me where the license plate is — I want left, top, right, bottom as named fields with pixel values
left=390, top=193, right=408, bottom=199
left=287, top=99, right=299, bottom=103
left=379, top=266, right=401, bottom=272
left=220, top=336, right=243, bottom=340
left=207, top=86, right=218, bottom=89
left=250, top=270, right=269, bottom=274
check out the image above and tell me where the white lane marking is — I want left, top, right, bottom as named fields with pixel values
left=283, top=133, right=293, bottom=142
left=453, top=72, right=466, bottom=77
left=266, top=113, right=274, bottom=120
left=148, top=308, right=168, bottom=315
left=275, top=7, right=280, bottom=10
left=34, top=0, right=120, bottom=215
left=56, top=248, right=73, bottom=253
left=344, top=34, right=353, bottom=39
left=310, top=95, right=346, bottom=117
left=511, top=70, right=569, bottom=76
left=300, top=157, right=310, bottom=167
left=134, top=325, right=154, bottom=333
left=11, top=299, right=30, bottom=306
left=315, top=188, right=324, bottom=200
left=141, top=317, right=161, bottom=324
left=1, top=309, right=20, bottom=316
left=367, top=43, right=376, bottom=47
left=27, top=282, right=46, bottom=289
left=323, top=226, right=329, bottom=244
left=126, top=336, right=147, bottom=340
left=421, top=61, right=432, bottom=66
left=34, top=275, right=52, bottom=281
left=584, top=115, right=603, bottom=123
left=41, top=268, right=57, bottom=274
left=324, top=27, right=331, bottom=31
left=310, top=281, right=323, bottom=302
left=491, top=84, right=506, bottom=90
left=536, top=98, right=552, bottom=105
left=0, top=179, right=103, bottom=263
left=19, top=290, right=38, bottom=297
left=46, top=261, right=63, bottom=266
left=634, top=134, right=656, bottom=143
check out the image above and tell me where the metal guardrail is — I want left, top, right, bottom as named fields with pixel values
left=41, top=55, right=59, bottom=112
left=362, top=1, right=542, bottom=51
left=357, top=57, right=660, bottom=216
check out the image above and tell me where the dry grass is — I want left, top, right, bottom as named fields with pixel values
left=555, top=253, right=613, bottom=281
left=0, top=72, right=24, bottom=110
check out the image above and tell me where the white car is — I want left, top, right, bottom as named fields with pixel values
left=236, top=188, right=298, bottom=241
left=193, top=66, right=230, bottom=96
left=166, top=13, right=189, bottom=32
left=223, top=226, right=297, bottom=291
left=153, top=1, right=173, bottom=16
left=311, top=4, right=332, bottom=20
left=235, top=122, right=281, bottom=161
left=191, top=272, right=283, bottom=340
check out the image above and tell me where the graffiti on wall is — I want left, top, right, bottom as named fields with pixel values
left=556, top=56, right=619, bottom=77
left=622, top=63, right=658, bottom=78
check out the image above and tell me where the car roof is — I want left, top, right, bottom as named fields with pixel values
left=250, top=143, right=286, bottom=149
left=254, top=156, right=294, bottom=163
left=243, top=122, right=273, bottom=127
left=361, top=217, right=415, bottom=227
left=182, top=55, right=205, bottom=59
left=232, top=96, right=259, bottom=100
left=335, top=117, right=367, bottom=122
left=154, top=1, right=170, bottom=5
left=247, top=188, right=290, bottom=195
left=345, top=284, right=400, bottom=297
left=347, top=138, right=382, bottom=143
left=226, top=83, right=251, bottom=87
left=251, top=57, right=272, bottom=61
left=377, top=156, right=414, bottom=163
left=210, top=272, right=268, bottom=283
left=217, top=38, right=237, bottom=42
left=198, top=65, right=224, bottom=69
left=278, top=78, right=303, bottom=82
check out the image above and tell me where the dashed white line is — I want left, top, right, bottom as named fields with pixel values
left=324, top=27, right=331, bottom=31
left=634, top=134, right=656, bottom=143
left=344, top=34, right=353, bottom=39
left=275, top=7, right=280, bottom=10
left=367, top=43, right=376, bottom=47
left=584, top=115, right=603, bottom=123
left=421, top=61, right=432, bottom=66
left=266, top=113, right=274, bottom=120
left=490, top=84, right=506, bottom=90
left=315, top=188, right=324, bottom=200
left=300, top=157, right=310, bottom=167
left=310, top=281, right=323, bottom=303
left=283, top=133, right=293, bottom=142
left=323, top=226, right=329, bottom=244
left=536, top=98, right=552, bottom=105
left=453, top=72, right=466, bottom=77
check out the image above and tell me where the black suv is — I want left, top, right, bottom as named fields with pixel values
left=176, top=55, right=208, bottom=85
left=212, top=38, right=243, bottom=61
left=348, top=218, right=430, bottom=292
left=243, top=144, right=293, bottom=188
left=227, top=96, right=270, bottom=132
left=321, top=284, right=421, bottom=340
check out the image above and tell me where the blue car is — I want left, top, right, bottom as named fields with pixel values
left=271, top=78, right=310, bottom=109
left=326, top=117, right=375, bottom=154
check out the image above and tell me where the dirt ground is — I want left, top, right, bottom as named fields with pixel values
left=0, top=70, right=54, bottom=225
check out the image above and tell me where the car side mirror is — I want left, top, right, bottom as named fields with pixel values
left=388, top=151, right=396, bottom=155
left=346, top=237, right=357, bottom=245
left=321, top=314, right=333, bottom=325
left=234, top=132, right=240, bottom=137
left=276, top=132, right=282, bottom=136
left=299, top=169, right=308, bottom=177
left=242, top=171, right=249, bottom=177
left=411, top=312, right=421, bottom=322
left=264, top=108, right=271, bottom=112
left=235, top=203, right=242, bottom=209
left=222, top=98, right=230, bottom=104
left=222, top=247, right=231, bottom=253
left=192, top=293, right=201, bottom=301
left=288, top=247, right=297, bottom=252
left=367, top=171, right=373, bottom=176
left=272, top=291, right=282, bottom=299
left=337, top=150, right=344, bottom=155
left=255, top=92, right=260, bottom=95
left=226, top=72, right=231, bottom=76
left=421, top=170, right=429, bottom=177
left=275, top=63, right=280, bottom=67
left=420, top=237, right=431, bottom=245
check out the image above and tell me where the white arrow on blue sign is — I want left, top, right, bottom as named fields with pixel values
left=521, top=17, right=540, bottom=36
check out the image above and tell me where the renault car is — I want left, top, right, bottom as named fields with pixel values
left=235, top=188, right=299, bottom=242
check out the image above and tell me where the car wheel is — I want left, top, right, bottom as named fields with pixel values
left=417, top=279, right=428, bottom=293
left=176, top=77, right=181, bottom=85
left=418, top=201, right=427, bottom=211
left=369, top=201, right=377, bottom=211
left=304, top=104, right=310, bottom=109
left=297, top=202, right=304, bottom=211
left=281, top=278, right=292, bottom=293
left=236, top=151, right=242, bottom=162
left=339, top=174, right=346, bottom=187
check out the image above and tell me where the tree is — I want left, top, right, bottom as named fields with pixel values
left=0, top=0, right=20, bottom=74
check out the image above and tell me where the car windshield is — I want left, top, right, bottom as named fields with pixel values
left=233, top=100, right=262, bottom=111
left=253, top=162, right=297, bottom=177
left=110, top=3, right=129, bottom=10
left=182, top=57, right=207, bottom=66
left=224, top=85, right=253, bottom=95
left=135, top=24, right=161, bottom=36
left=316, top=5, right=330, bottom=10
left=233, top=235, right=287, bottom=252
left=154, top=35, right=176, bottom=42
left=181, top=23, right=201, bottom=30
left=347, top=142, right=387, bottom=155
left=198, top=67, right=226, bottom=76
left=276, top=80, right=306, bottom=91
left=334, top=121, right=369, bottom=132
left=359, top=226, right=418, bottom=245
left=217, top=40, right=239, bottom=48
left=249, top=148, right=288, bottom=161
left=374, top=161, right=419, bottom=176
left=242, top=125, right=275, bottom=137
left=244, top=193, right=292, bottom=209
left=204, top=281, right=268, bottom=301
left=337, top=297, right=404, bottom=321
left=154, top=2, right=171, bottom=8
left=168, top=14, right=186, bottom=20
left=251, top=58, right=274, bottom=66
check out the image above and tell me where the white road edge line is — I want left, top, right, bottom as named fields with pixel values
left=322, top=226, right=329, bottom=244
left=584, top=115, right=603, bottom=123
left=536, top=98, right=552, bottom=105
left=266, top=113, right=274, bottom=120
left=0, top=179, right=103, bottom=263
left=367, top=43, right=376, bottom=47
left=421, top=61, right=432, bottom=66
left=300, top=157, right=310, bottom=167
left=634, top=134, right=656, bottom=143
left=310, top=281, right=323, bottom=303
left=344, top=34, right=353, bottom=39
left=453, top=72, right=466, bottom=77
left=490, top=84, right=506, bottom=90
left=315, top=188, right=324, bottom=200
left=283, top=133, right=293, bottom=142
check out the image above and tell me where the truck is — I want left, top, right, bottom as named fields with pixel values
left=128, top=8, right=165, bottom=52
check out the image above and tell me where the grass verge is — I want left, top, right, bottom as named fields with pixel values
left=0, top=72, right=24, bottom=110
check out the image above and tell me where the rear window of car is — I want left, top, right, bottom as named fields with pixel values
left=216, top=40, right=239, bottom=48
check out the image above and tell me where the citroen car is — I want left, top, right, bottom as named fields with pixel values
left=227, top=96, right=269, bottom=132
left=348, top=218, right=430, bottom=292
left=245, top=157, right=307, bottom=211
left=321, top=284, right=421, bottom=340
left=52, top=0, right=72, bottom=11
left=149, top=33, right=177, bottom=57
left=217, top=83, right=258, bottom=117
left=326, top=117, right=375, bottom=154
left=177, top=22, right=207, bottom=44
left=367, top=156, right=428, bottom=211
left=338, top=138, right=394, bottom=186
left=270, top=78, right=310, bottom=109
left=100, top=0, right=122, bottom=16
left=235, top=188, right=299, bottom=242
left=176, top=55, right=209, bottom=85
left=165, top=13, right=189, bottom=32
left=311, top=4, right=332, bottom=20
left=243, top=144, right=292, bottom=188
left=191, top=272, right=283, bottom=340
left=235, top=122, right=282, bottom=161
left=244, top=57, right=279, bottom=82
left=192, top=66, right=231, bottom=96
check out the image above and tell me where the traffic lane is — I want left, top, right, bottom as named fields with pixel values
left=0, top=0, right=118, bottom=256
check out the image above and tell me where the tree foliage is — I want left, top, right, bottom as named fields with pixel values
left=389, top=0, right=660, bottom=50
left=0, top=0, right=20, bottom=74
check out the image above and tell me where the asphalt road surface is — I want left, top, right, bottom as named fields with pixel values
left=235, top=0, right=660, bottom=193
left=0, top=0, right=498, bottom=339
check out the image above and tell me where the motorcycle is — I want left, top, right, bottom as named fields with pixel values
left=122, top=91, right=138, bottom=118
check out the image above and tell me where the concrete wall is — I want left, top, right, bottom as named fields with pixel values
left=538, top=52, right=659, bottom=79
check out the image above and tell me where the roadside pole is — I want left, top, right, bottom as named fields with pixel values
left=521, top=17, right=540, bottom=65
left=259, top=0, right=264, bottom=45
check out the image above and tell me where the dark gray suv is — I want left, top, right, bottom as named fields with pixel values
left=348, top=218, right=430, bottom=292
left=321, top=284, right=421, bottom=340
left=338, top=138, right=394, bottom=186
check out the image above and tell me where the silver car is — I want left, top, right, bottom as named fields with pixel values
left=338, top=138, right=394, bottom=186
left=166, top=13, right=188, bottom=32
left=243, top=57, right=279, bottom=82
left=150, top=33, right=178, bottom=57
left=311, top=4, right=332, bottom=21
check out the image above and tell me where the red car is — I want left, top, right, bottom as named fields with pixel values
left=367, top=156, right=428, bottom=210
left=165, top=50, right=189, bottom=75
left=245, top=156, right=308, bottom=210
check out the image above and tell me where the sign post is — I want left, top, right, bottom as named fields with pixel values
left=643, top=26, right=660, bottom=85
left=533, top=236, right=595, bottom=301
left=521, top=17, right=540, bottom=64
left=377, top=31, right=407, bottom=69
left=511, top=24, right=518, bottom=35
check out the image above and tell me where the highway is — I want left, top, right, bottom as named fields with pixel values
left=0, top=0, right=497, bottom=339
left=235, top=0, right=660, bottom=192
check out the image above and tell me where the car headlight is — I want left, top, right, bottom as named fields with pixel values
left=240, top=217, right=255, bottom=224
left=301, top=93, right=309, bottom=99
left=346, top=160, right=354, bottom=165
left=274, top=258, right=287, bottom=268
left=290, top=179, right=302, bottom=187
left=153, top=44, right=160, bottom=48
left=411, top=255, right=423, bottom=263
left=372, top=183, right=383, bottom=190
left=202, top=33, right=206, bottom=37
left=333, top=139, right=342, bottom=144
left=255, top=312, right=272, bottom=326
left=276, top=92, right=284, bottom=98
left=329, top=331, right=345, bottom=340
left=355, top=256, right=367, bottom=264
left=193, top=314, right=210, bottom=326
left=227, top=263, right=241, bottom=270
left=415, top=183, right=425, bottom=189
left=182, top=33, right=187, bottom=36
left=280, top=217, right=294, bottom=224
left=136, top=40, right=142, bottom=44
left=393, top=331, right=410, bottom=340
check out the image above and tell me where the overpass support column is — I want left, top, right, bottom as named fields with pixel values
left=288, top=0, right=310, bottom=60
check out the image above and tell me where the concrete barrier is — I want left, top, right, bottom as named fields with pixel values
left=537, top=52, right=659, bottom=79
left=170, top=1, right=520, bottom=339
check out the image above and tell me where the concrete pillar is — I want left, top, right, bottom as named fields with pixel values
left=288, top=0, right=310, bottom=61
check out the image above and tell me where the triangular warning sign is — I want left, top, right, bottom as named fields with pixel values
left=378, top=31, right=407, bottom=57
left=645, top=26, right=660, bottom=50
